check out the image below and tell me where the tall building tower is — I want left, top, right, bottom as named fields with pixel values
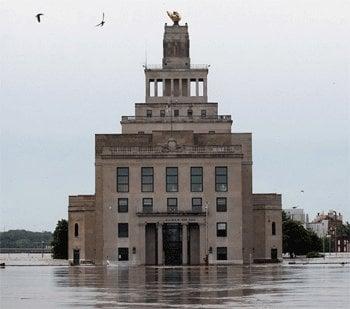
left=68, top=14, right=282, bottom=266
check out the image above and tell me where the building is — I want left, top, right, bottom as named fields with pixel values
left=308, top=210, right=349, bottom=252
left=284, top=207, right=308, bottom=228
left=68, top=15, right=282, bottom=266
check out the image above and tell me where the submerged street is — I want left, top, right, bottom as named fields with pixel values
left=1, top=263, right=349, bottom=308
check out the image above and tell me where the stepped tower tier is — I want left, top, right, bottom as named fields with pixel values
left=121, top=22, right=232, bottom=134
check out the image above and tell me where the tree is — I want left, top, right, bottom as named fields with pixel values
left=51, top=219, right=68, bottom=259
left=0, top=230, right=52, bottom=248
left=282, top=211, right=322, bottom=257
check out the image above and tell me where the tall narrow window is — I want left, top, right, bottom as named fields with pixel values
left=198, top=79, right=204, bottom=96
left=272, top=222, right=276, bottom=235
left=201, top=109, right=207, bottom=118
left=192, top=198, right=202, bottom=212
left=118, top=198, right=128, bottom=213
left=146, top=110, right=152, bottom=118
left=190, top=79, right=196, bottom=96
left=217, top=222, right=227, bottom=237
left=166, top=167, right=178, bottom=192
left=143, top=198, right=153, bottom=213
left=149, top=79, right=155, bottom=97
left=215, top=167, right=227, bottom=192
left=216, top=197, right=227, bottom=212
left=187, top=109, right=193, bottom=117
left=160, top=109, right=165, bottom=117
left=117, top=167, right=129, bottom=192
left=118, top=223, right=128, bottom=238
left=141, top=167, right=153, bottom=192
left=157, top=79, right=163, bottom=96
left=74, top=223, right=79, bottom=237
left=174, top=109, right=179, bottom=117
left=167, top=198, right=178, bottom=213
left=191, top=167, right=203, bottom=192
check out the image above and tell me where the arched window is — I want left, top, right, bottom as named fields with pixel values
left=272, top=222, right=276, bottom=235
left=74, top=223, right=79, bottom=237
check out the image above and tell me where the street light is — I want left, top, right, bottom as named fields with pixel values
left=204, top=201, right=209, bottom=266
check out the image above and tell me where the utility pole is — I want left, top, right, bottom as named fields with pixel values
left=205, top=201, right=209, bottom=266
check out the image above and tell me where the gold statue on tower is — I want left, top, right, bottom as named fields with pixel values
left=167, top=11, right=181, bottom=25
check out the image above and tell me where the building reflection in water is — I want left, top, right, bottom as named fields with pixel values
left=54, top=265, right=286, bottom=307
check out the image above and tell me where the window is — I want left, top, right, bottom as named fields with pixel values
left=201, top=110, right=207, bottom=118
left=166, top=167, right=178, bottom=192
left=187, top=109, right=193, bottom=117
left=149, top=79, right=155, bottom=97
left=191, top=167, right=203, bottom=192
left=118, top=198, right=128, bottom=213
left=160, top=109, right=165, bottom=117
left=117, top=167, right=129, bottom=192
left=192, top=198, right=202, bottom=212
left=118, top=248, right=129, bottom=261
left=217, top=247, right=227, bottom=260
left=74, top=223, right=79, bottom=237
left=174, top=109, right=179, bottom=117
left=215, top=167, right=227, bottom=192
left=216, top=197, right=227, bottom=212
left=118, top=223, right=128, bottom=238
left=157, top=79, right=163, bottom=96
left=146, top=110, right=152, bottom=118
left=217, top=222, right=227, bottom=237
left=167, top=198, right=178, bottom=213
left=143, top=198, right=153, bottom=213
left=190, top=79, right=196, bottom=96
left=272, top=222, right=276, bottom=235
left=141, top=167, right=153, bottom=192
left=198, top=79, right=204, bottom=96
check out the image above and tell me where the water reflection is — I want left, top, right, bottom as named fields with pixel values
left=53, top=266, right=289, bottom=308
left=2, top=264, right=348, bottom=308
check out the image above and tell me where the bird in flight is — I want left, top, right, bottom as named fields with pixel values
left=35, top=13, right=44, bottom=23
left=96, top=13, right=105, bottom=27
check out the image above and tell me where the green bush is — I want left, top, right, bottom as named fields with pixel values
left=306, top=251, right=324, bottom=258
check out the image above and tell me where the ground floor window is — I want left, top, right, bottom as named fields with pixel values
left=217, top=247, right=227, bottom=260
left=118, top=247, right=129, bottom=261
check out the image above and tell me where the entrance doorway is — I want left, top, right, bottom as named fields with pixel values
left=73, top=249, right=80, bottom=265
left=271, top=248, right=278, bottom=260
left=163, top=224, right=182, bottom=265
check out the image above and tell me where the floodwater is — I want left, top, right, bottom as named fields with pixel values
left=1, top=262, right=349, bottom=308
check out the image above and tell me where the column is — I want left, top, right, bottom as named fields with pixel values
left=162, top=79, right=166, bottom=96
left=179, top=79, right=183, bottom=97
left=182, top=224, right=188, bottom=265
left=187, top=78, right=190, bottom=96
left=145, top=79, right=150, bottom=99
left=157, top=223, right=163, bottom=265
left=154, top=79, right=158, bottom=97
left=203, top=78, right=208, bottom=101
left=199, top=223, right=207, bottom=265
left=139, top=223, right=146, bottom=265
left=170, top=79, right=174, bottom=97
left=196, top=79, right=199, bottom=96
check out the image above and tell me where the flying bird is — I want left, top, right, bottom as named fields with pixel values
left=301, top=190, right=304, bottom=193
left=96, top=13, right=105, bottom=27
left=36, top=13, right=44, bottom=23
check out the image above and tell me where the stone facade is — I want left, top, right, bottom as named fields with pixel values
left=68, top=19, right=282, bottom=265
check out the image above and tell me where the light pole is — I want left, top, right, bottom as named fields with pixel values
left=205, top=201, right=209, bottom=266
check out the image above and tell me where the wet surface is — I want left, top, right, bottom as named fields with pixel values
left=1, top=264, right=349, bottom=308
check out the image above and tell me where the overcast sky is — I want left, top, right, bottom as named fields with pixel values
left=1, top=0, right=349, bottom=231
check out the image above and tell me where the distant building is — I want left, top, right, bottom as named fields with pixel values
left=308, top=210, right=348, bottom=252
left=284, top=207, right=308, bottom=227
left=67, top=16, right=282, bottom=266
